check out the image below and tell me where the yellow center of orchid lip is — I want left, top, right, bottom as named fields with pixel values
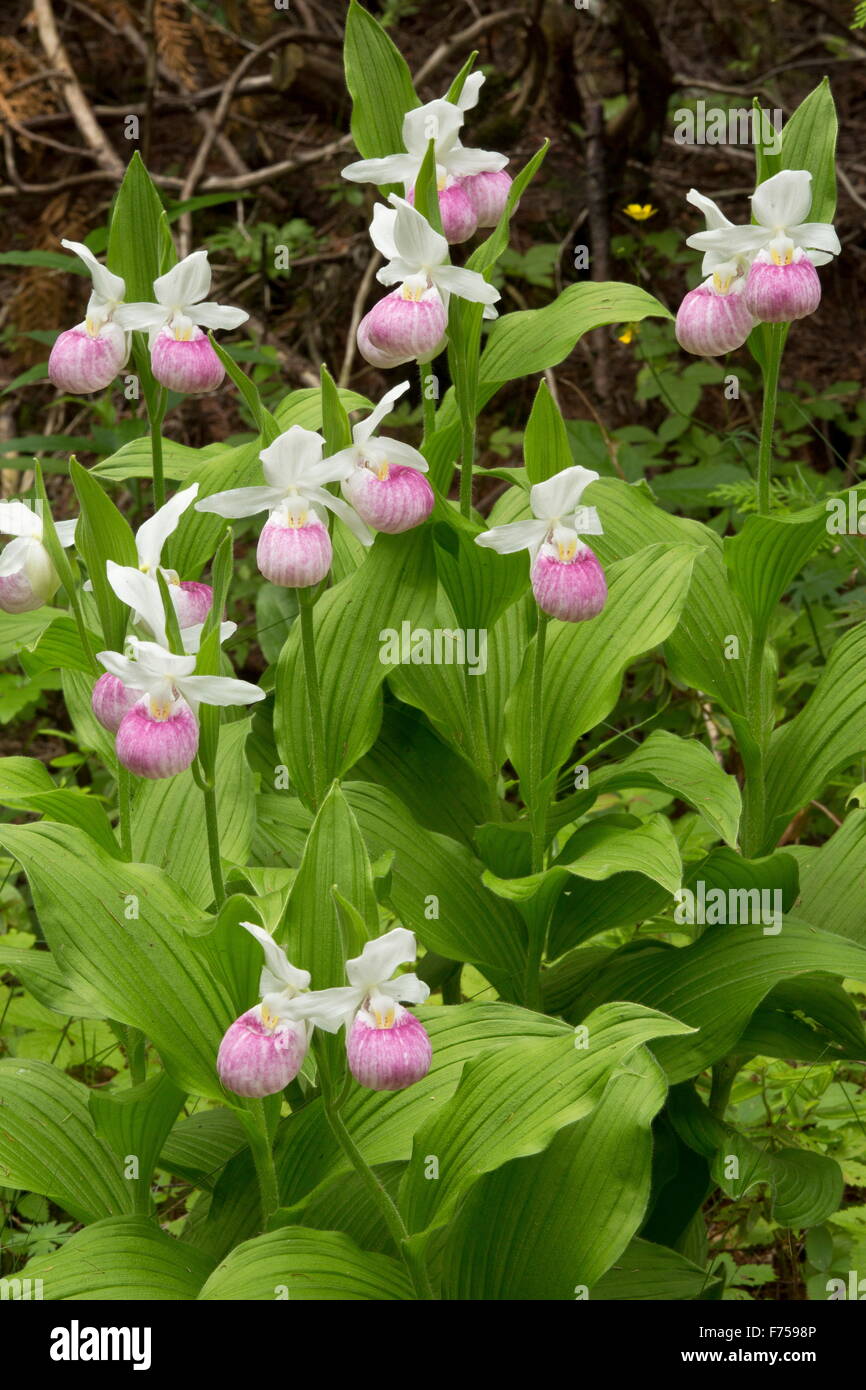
left=148, top=694, right=173, bottom=721
left=770, top=246, right=794, bottom=266
left=287, top=510, right=308, bottom=528
left=557, top=538, right=578, bottom=562
left=375, top=460, right=390, bottom=481
left=400, top=283, right=425, bottom=302
left=174, top=325, right=194, bottom=341
left=712, top=269, right=736, bottom=293
left=85, top=315, right=98, bottom=337
left=623, top=203, right=656, bottom=222
left=372, top=1005, right=396, bottom=1029
left=261, top=1003, right=277, bottom=1030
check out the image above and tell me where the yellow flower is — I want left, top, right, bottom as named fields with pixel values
left=617, top=324, right=639, bottom=345
left=622, top=203, right=657, bottom=222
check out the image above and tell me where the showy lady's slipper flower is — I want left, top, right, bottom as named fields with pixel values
left=96, top=639, right=264, bottom=779
left=91, top=606, right=236, bottom=733
left=0, top=500, right=76, bottom=613
left=326, top=381, right=434, bottom=533
left=217, top=922, right=312, bottom=1098
left=195, top=425, right=372, bottom=587
left=685, top=171, right=840, bottom=324
left=476, top=466, right=607, bottom=622
left=342, top=75, right=509, bottom=244
left=302, top=928, right=431, bottom=1092
left=357, top=196, right=500, bottom=369
left=675, top=262, right=756, bottom=357
left=114, top=251, right=248, bottom=394
left=132, top=484, right=212, bottom=627
left=48, top=240, right=129, bottom=394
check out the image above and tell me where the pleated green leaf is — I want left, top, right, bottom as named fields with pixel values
left=198, top=1226, right=413, bottom=1300
left=0, top=1059, right=130, bottom=1223
left=23, top=1217, right=214, bottom=1300
left=343, top=0, right=418, bottom=161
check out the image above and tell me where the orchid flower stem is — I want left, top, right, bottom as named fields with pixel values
left=740, top=615, right=770, bottom=858
left=459, top=411, right=475, bottom=519
left=238, top=1101, right=279, bottom=1229
left=528, top=611, right=549, bottom=876
left=125, top=1026, right=147, bottom=1087
left=201, top=779, right=226, bottom=909
left=149, top=386, right=167, bottom=511
left=756, top=324, right=785, bottom=515
left=297, top=586, right=327, bottom=809
left=419, top=362, right=436, bottom=444
left=117, top=763, right=133, bottom=860
left=316, top=1040, right=434, bottom=1300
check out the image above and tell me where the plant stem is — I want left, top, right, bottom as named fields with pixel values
left=150, top=388, right=167, bottom=510
left=528, top=611, right=549, bottom=875
left=201, top=778, right=225, bottom=909
left=459, top=411, right=474, bottom=519
left=709, top=1057, right=738, bottom=1119
left=297, top=586, right=327, bottom=808
left=316, top=1041, right=434, bottom=1299
left=756, top=324, right=785, bottom=515
left=238, top=1101, right=280, bottom=1229
left=419, top=362, right=436, bottom=444
left=117, top=763, right=133, bottom=860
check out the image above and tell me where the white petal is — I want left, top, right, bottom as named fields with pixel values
left=259, top=425, right=325, bottom=490
left=106, top=562, right=165, bottom=643
left=113, top=302, right=168, bottom=331
left=54, top=518, right=78, bottom=548
left=368, top=204, right=399, bottom=260
left=240, top=920, right=311, bottom=995
left=354, top=380, right=411, bottom=445
left=0, top=536, right=32, bottom=577
left=321, top=445, right=360, bottom=477
left=686, top=225, right=769, bottom=257
left=806, top=249, right=834, bottom=267
left=345, top=926, right=418, bottom=989
left=194, top=486, right=284, bottom=519
left=96, top=649, right=157, bottom=692
left=61, top=239, right=125, bottom=305
left=531, top=466, right=600, bottom=520
left=788, top=221, right=841, bottom=257
left=180, top=618, right=235, bottom=654
left=750, top=169, right=813, bottom=230
left=474, top=518, right=547, bottom=555
left=128, top=639, right=196, bottom=679
left=573, top=504, right=603, bottom=536
left=445, top=147, right=508, bottom=176
left=307, top=487, right=374, bottom=545
left=456, top=72, right=485, bottom=111
left=188, top=302, right=249, bottom=331
left=289, top=986, right=363, bottom=1033
left=174, top=672, right=265, bottom=707
left=372, top=438, right=428, bottom=472
left=135, top=484, right=198, bottom=571
left=342, top=154, right=419, bottom=186
left=0, top=500, right=43, bottom=540
left=378, top=972, right=430, bottom=1006
left=402, top=101, right=463, bottom=160
left=685, top=189, right=733, bottom=231
left=153, top=249, right=212, bottom=310
left=432, top=263, right=500, bottom=305
left=388, top=194, right=448, bottom=270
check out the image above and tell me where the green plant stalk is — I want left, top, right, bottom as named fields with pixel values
left=125, top=1025, right=147, bottom=1088
left=709, top=1057, right=738, bottom=1119
left=756, top=324, right=785, bottom=515
left=238, top=1101, right=280, bottom=1229
left=419, top=361, right=436, bottom=444
left=523, top=611, right=550, bottom=1011
left=316, top=1040, right=434, bottom=1299
left=117, top=763, right=133, bottom=860
left=458, top=407, right=475, bottom=519
left=147, top=385, right=168, bottom=510
left=740, top=615, right=771, bottom=858
left=297, top=586, right=327, bottom=808
left=200, top=773, right=226, bottom=909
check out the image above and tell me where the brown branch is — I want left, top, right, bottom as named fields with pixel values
left=31, top=0, right=124, bottom=176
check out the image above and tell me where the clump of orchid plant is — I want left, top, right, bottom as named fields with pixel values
left=476, top=466, right=607, bottom=622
